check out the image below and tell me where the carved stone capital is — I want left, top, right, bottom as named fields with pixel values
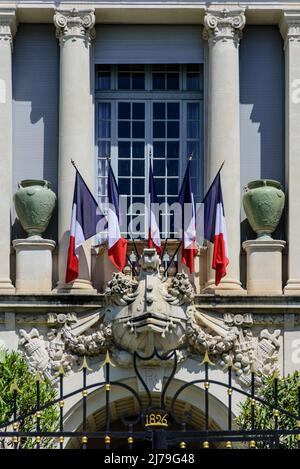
left=54, top=8, right=96, bottom=45
left=203, top=8, right=245, bottom=46
left=0, top=9, right=17, bottom=49
left=279, top=11, right=300, bottom=48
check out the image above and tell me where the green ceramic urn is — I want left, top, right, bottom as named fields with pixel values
left=242, top=179, right=285, bottom=239
left=13, top=179, right=56, bottom=238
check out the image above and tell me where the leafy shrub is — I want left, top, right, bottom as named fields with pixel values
left=236, top=371, right=300, bottom=449
left=0, top=349, right=58, bottom=449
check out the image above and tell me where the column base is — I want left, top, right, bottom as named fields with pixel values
left=243, top=239, right=286, bottom=295
left=202, top=278, right=246, bottom=295
left=0, top=279, right=15, bottom=294
left=13, top=238, right=56, bottom=294
left=284, top=279, right=300, bottom=295
left=55, top=279, right=97, bottom=295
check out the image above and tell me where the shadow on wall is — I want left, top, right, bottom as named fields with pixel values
left=12, top=24, right=59, bottom=242
left=239, top=26, right=285, bottom=243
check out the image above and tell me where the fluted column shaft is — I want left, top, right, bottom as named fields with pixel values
left=54, top=9, right=96, bottom=293
left=203, top=8, right=245, bottom=294
left=280, top=12, right=300, bottom=295
left=0, top=9, right=16, bottom=294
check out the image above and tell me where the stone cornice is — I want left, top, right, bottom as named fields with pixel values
left=54, top=8, right=96, bottom=45
left=203, top=7, right=246, bottom=46
left=279, top=11, right=300, bottom=48
left=0, top=294, right=300, bottom=314
left=0, top=8, right=17, bottom=49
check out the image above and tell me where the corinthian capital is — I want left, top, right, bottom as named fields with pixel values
left=203, top=8, right=245, bottom=46
left=54, top=8, right=95, bottom=45
left=280, top=11, right=300, bottom=48
left=0, top=9, right=17, bottom=49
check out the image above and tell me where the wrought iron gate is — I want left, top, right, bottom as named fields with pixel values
left=0, top=349, right=300, bottom=449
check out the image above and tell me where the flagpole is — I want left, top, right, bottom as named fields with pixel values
left=163, top=241, right=182, bottom=276
left=148, top=148, right=162, bottom=256
left=161, top=238, right=168, bottom=260
left=71, top=158, right=82, bottom=177
left=70, top=158, right=86, bottom=184
left=126, top=254, right=138, bottom=277
left=70, top=158, right=77, bottom=170
left=129, top=229, right=140, bottom=262
left=71, top=158, right=84, bottom=178
left=162, top=153, right=193, bottom=263
left=202, top=160, right=225, bottom=202
left=106, top=155, right=140, bottom=265
left=148, top=148, right=153, bottom=254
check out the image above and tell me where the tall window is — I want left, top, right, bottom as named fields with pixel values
left=95, top=64, right=203, bottom=239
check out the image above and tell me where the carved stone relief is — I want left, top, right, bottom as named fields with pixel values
left=17, top=248, right=282, bottom=389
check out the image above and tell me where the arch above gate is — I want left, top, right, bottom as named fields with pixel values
left=63, top=375, right=232, bottom=449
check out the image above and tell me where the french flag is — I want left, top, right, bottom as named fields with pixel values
left=148, top=160, right=161, bottom=254
left=177, top=160, right=197, bottom=273
left=107, top=163, right=128, bottom=271
left=197, top=172, right=229, bottom=286
left=66, top=170, right=105, bottom=284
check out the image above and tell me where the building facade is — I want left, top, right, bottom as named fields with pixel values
left=1, top=0, right=300, bottom=448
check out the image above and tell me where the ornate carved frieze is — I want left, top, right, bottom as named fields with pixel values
left=253, top=314, right=284, bottom=325
left=19, top=328, right=54, bottom=380
left=16, top=248, right=282, bottom=389
left=54, top=8, right=95, bottom=45
left=280, top=12, right=300, bottom=47
left=203, top=8, right=246, bottom=46
left=0, top=9, right=17, bottom=48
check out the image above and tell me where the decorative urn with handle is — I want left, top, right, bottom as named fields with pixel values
left=242, top=179, right=285, bottom=239
left=13, top=179, right=56, bottom=238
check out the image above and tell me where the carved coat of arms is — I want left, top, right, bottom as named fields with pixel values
left=19, top=249, right=280, bottom=388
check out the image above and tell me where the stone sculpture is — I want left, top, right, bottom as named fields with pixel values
left=18, top=248, right=281, bottom=388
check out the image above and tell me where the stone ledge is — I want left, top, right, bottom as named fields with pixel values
left=0, top=293, right=105, bottom=312
left=0, top=293, right=299, bottom=312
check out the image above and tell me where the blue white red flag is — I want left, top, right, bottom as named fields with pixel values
left=107, top=164, right=128, bottom=271
left=177, top=160, right=197, bottom=273
left=66, top=170, right=105, bottom=283
left=197, top=172, right=229, bottom=286
left=148, top=160, right=161, bottom=254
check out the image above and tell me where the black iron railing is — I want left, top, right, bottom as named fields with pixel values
left=0, top=349, right=299, bottom=449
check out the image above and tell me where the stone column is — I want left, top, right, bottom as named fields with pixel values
left=203, top=8, right=245, bottom=294
left=0, top=9, right=16, bottom=294
left=280, top=13, right=300, bottom=295
left=54, top=9, right=96, bottom=294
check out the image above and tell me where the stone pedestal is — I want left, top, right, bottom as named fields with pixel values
left=13, top=238, right=56, bottom=293
left=92, top=244, right=118, bottom=292
left=243, top=239, right=286, bottom=295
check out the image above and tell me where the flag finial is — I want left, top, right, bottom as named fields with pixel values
left=219, top=160, right=225, bottom=172
left=71, top=158, right=77, bottom=170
